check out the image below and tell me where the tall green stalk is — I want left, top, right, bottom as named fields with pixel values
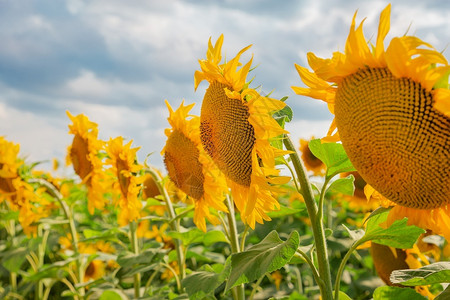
left=225, top=195, right=245, bottom=300
left=129, top=220, right=141, bottom=298
left=30, top=178, right=85, bottom=298
left=283, top=135, right=333, bottom=300
left=147, top=169, right=186, bottom=290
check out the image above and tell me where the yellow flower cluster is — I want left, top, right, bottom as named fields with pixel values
left=0, top=137, right=50, bottom=235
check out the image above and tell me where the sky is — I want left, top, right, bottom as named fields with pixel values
left=0, top=0, right=449, bottom=173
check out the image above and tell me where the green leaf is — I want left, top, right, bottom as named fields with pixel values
left=327, top=175, right=355, bottom=196
left=433, top=69, right=450, bottom=89
left=2, top=247, right=29, bottom=272
left=182, top=261, right=230, bottom=300
left=27, top=258, right=76, bottom=281
left=117, top=248, right=163, bottom=268
left=266, top=205, right=304, bottom=218
left=363, top=211, right=425, bottom=248
left=342, top=224, right=365, bottom=241
left=390, top=262, right=450, bottom=286
left=436, top=284, right=450, bottom=300
left=226, top=230, right=299, bottom=290
left=99, top=290, right=129, bottom=300
left=308, top=139, right=356, bottom=178
left=373, top=286, right=427, bottom=300
left=203, top=230, right=228, bottom=246
left=335, top=291, right=352, bottom=300
left=273, top=102, right=293, bottom=127
left=168, top=228, right=204, bottom=246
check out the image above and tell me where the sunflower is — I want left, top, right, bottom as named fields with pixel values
left=162, top=100, right=228, bottom=232
left=299, top=137, right=325, bottom=176
left=67, top=112, right=109, bottom=214
left=292, top=5, right=450, bottom=239
left=0, top=137, right=49, bottom=235
left=195, top=35, right=290, bottom=228
left=106, top=136, right=144, bottom=226
left=84, top=260, right=105, bottom=282
left=370, top=242, right=435, bottom=298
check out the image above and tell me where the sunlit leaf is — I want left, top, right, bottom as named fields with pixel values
left=373, top=286, right=426, bottom=300
left=226, top=230, right=299, bottom=290
left=99, top=290, right=129, bottom=300
left=308, top=139, right=356, bottom=178
left=390, top=262, right=450, bottom=286
left=327, top=175, right=355, bottom=196
left=168, top=228, right=204, bottom=246
left=266, top=205, right=304, bottom=218
left=363, top=211, right=425, bottom=248
left=203, top=230, right=228, bottom=246
left=182, top=261, right=230, bottom=300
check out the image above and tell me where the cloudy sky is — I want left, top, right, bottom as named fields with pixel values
left=1, top=0, right=449, bottom=172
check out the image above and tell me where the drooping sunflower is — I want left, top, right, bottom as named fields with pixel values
left=292, top=5, right=450, bottom=239
left=299, top=137, right=326, bottom=176
left=0, top=137, right=49, bottom=235
left=162, top=100, right=228, bottom=232
left=195, top=35, right=290, bottom=228
left=106, top=136, right=144, bottom=226
left=371, top=242, right=435, bottom=298
left=67, top=111, right=109, bottom=214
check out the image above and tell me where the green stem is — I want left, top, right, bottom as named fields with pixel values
left=249, top=274, right=265, bottom=300
left=36, top=225, right=49, bottom=300
left=295, top=250, right=321, bottom=288
left=334, top=241, right=362, bottom=300
left=283, top=135, right=333, bottom=300
left=29, top=178, right=85, bottom=297
left=326, top=198, right=334, bottom=230
left=225, top=195, right=245, bottom=300
left=130, top=220, right=141, bottom=299
left=9, top=219, right=17, bottom=294
left=147, top=169, right=185, bottom=289
left=240, top=225, right=249, bottom=252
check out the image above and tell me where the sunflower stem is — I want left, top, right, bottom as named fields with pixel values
left=29, top=178, right=85, bottom=297
left=334, top=241, right=362, bottom=300
left=283, top=135, right=333, bottom=300
left=225, top=195, right=245, bottom=300
left=147, top=168, right=186, bottom=290
left=129, top=220, right=141, bottom=298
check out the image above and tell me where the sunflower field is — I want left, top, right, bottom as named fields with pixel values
left=1, top=4, right=450, bottom=300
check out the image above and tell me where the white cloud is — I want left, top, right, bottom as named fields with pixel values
left=0, top=102, right=70, bottom=169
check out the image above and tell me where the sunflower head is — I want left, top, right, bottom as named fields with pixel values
left=84, top=260, right=105, bottom=282
left=293, top=5, right=450, bottom=236
left=67, top=111, right=109, bottom=214
left=106, top=136, right=143, bottom=226
left=196, top=35, right=290, bottom=228
left=66, top=111, right=104, bottom=182
left=163, top=100, right=228, bottom=232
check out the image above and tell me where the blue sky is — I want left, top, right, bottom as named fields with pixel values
left=1, top=0, right=449, bottom=172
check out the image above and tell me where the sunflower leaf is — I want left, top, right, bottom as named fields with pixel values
left=273, top=103, right=293, bottom=128
left=308, top=139, right=356, bottom=178
left=225, top=230, right=299, bottom=290
left=99, top=290, right=129, bottom=300
left=373, top=286, right=427, bottom=300
left=266, top=205, right=304, bottom=218
left=327, top=175, right=355, bottom=196
left=182, top=260, right=231, bottom=300
left=390, top=262, right=450, bottom=286
left=436, top=284, right=450, bottom=300
left=168, top=228, right=204, bottom=246
left=362, top=210, right=425, bottom=248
